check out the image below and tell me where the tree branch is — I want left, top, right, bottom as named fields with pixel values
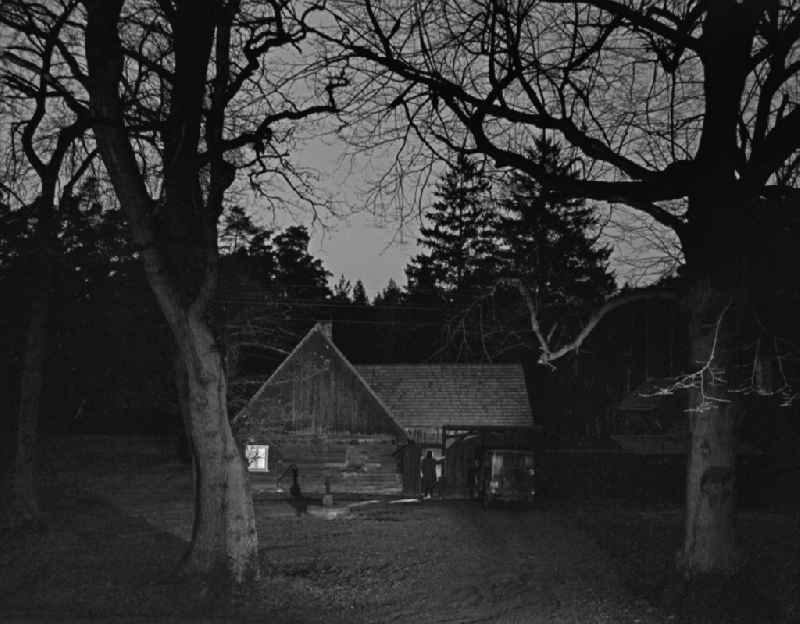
left=502, top=277, right=678, bottom=365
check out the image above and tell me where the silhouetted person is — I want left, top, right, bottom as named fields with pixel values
left=288, top=464, right=301, bottom=498
left=421, top=451, right=440, bottom=499
left=279, top=463, right=306, bottom=515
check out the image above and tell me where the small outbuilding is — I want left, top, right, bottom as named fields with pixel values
left=233, top=322, right=536, bottom=496
left=357, top=363, right=533, bottom=446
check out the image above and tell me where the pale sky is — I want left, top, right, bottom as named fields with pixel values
left=264, top=128, right=679, bottom=299
left=309, top=213, right=418, bottom=298
left=262, top=126, right=426, bottom=299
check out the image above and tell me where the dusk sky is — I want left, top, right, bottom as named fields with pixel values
left=268, top=111, right=681, bottom=299
left=309, top=212, right=417, bottom=298
left=276, top=131, right=680, bottom=297
left=266, top=128, right=426, bottom=299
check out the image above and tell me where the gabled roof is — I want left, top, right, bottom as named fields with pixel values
left=356, top=364, right=533, bottom=432
left=232, top=323, right=402, bottom=438
left=235, top=324, right=534, bottom=436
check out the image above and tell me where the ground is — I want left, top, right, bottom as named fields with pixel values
left=0, top=439, right=797, bottom=623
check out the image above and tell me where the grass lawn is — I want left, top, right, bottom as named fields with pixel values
left=1, top=439, right=797, bottom=623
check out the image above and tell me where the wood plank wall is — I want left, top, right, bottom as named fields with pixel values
left=248, top=433, right=402, bottom=495
left=239, top=331, right=401, bottom=436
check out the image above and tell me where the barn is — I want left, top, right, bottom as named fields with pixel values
left=233, top=322, right=535, bottom=496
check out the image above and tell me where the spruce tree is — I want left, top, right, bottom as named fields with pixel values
left=373, top=278, right=404, bottom=307
left=220, top=205, right=259, bottom=254
left=272, top=226, right=331, bottom=300
left=331, top=274, right=353, bottom=303
left=495, top=137, right=615, bottom=335
left=406, top=155, right=496, bottom=302
left=351, top=280, right=368, bottom=306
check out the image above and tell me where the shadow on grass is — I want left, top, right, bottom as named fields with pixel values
left=571, top=502, right=799, bottom=624
left=0, top=484, right=211, bottom=620
left=0, top=486, right=343, bottom=623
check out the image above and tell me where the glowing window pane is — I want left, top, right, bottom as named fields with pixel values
left=245, top=445, right=269, bottom=472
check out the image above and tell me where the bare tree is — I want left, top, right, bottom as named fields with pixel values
left=82, top=0, right=341, bottom=583
left=0, top=0, right=94, bottom=524
left=319, top=0, right=800, bottom=578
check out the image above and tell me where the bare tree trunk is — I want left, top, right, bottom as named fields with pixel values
left=83, top=0, right=261, bottom=584
left=678, top=280, right=739, bottom=576
left=11, top=271, right=50, bottom=524
left=174, top=312, right=258, bottom=583
left=132, top=258, right=259, bottom=585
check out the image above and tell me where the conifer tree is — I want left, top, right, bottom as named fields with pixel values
left=351, top=280, right=368, bottom=306
left=272, top=226, right=330, bottom=300
left=495, top=137, right=615, bottom=333
left=406, top=155, right=496, bottom=301
left=373, top=278, right=404, bottom=307
left=331, top=274, right=353, bottom=303
left=220, top=206, right=259, bottom=254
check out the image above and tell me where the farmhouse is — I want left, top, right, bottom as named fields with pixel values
left=233, top=322, right=535, bottom=495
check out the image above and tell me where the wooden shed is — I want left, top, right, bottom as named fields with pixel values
left=233, top=322, right=407, bottom=495
left=356, top=364, right=534, bottom=445
left=234, top=323, right=536, bottom=496
left=357, top=364, right=535, bottom=496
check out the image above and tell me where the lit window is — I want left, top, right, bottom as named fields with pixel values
left=245, top=444, right=269, bottom=472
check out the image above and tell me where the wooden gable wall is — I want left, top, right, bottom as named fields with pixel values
left=235, top=328, right=405, bottom=495
left=238, top=330, right=400, bottom=437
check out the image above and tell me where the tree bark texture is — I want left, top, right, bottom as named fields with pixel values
left=174, top=313, right=258, bottom=582
left=678, top=281, right=739, bottom=576
left=174, top=350, right=197, bottom=531
left=677, top=189, right=746, bottom=577
left=129, top=247, right=259, bottom=583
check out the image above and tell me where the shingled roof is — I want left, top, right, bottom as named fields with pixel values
left=355, top=364, right=533, bottom=432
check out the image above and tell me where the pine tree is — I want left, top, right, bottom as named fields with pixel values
left=495, top=137, right=615, bottom=334
left=406, top=155, right=497, bottom=302
left=272, top=226, right=330, bottom=300
left=331, top=274, right=353, bottom=303
left=351, top=280, right=368, bottom=306
left=373, top=278, right=404, bottom=306
left=220, top=205, right=259, bottom=253
left=218, top=207, right=275, bottom=295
